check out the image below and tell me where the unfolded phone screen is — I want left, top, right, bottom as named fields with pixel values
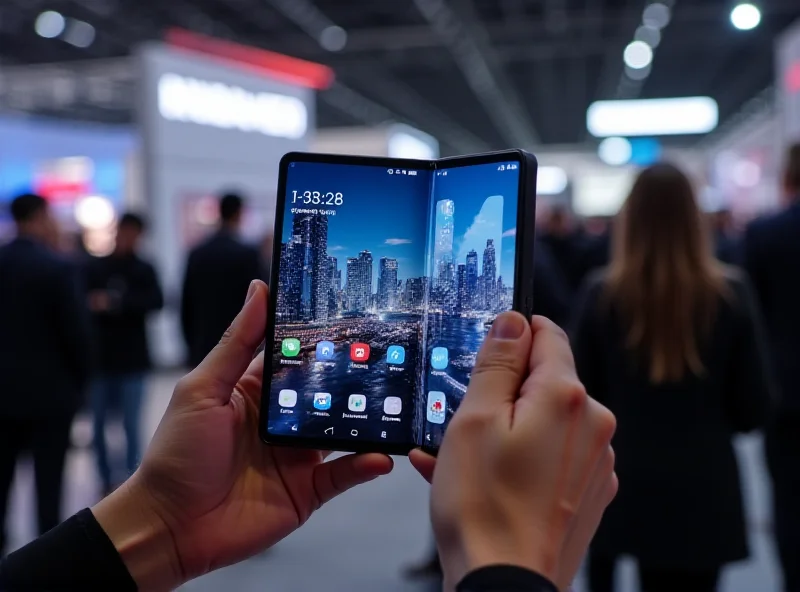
left=266, top=159, right=519, bottom=449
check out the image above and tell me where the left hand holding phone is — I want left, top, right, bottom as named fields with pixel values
left=92, top=280, right=394, bottom=591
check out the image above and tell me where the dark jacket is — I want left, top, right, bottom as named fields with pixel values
left=0, top=510, right=557, bottom=591
left=0, top=237, right=92, bottom=418
left=743, top=202, right=800, bottom=412
left=86, top=253, right=164, bottom=375
left=181, top=231, right=264, bottom=368
left=532, top=240, right=572, bottom=327
left=571, top=271, right=773, bottom=569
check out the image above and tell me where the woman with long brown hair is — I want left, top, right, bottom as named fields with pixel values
left=571, top=163, right=773, bottom=592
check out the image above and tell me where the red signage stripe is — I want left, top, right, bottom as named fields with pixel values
left=165, top=28, right=335, bottom=90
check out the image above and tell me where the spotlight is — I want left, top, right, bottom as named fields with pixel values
left=35, top=11, right=65, bottom=38
left=624, top=41, right=653, bottom=70
left=642, top=3, right=671, bottom=29
left=319, top=26, right=347, bottom=52
left=64, top=20, right=96, bottom=48
left=598, top=137, right=633, bottom=166
left=730, top=3, right=761, bottom=31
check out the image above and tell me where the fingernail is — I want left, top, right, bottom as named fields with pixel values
left=245, top=281, right=257, bottom=304
left=490, top=313, right=525, bottom=340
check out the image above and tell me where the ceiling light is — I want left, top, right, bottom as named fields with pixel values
left=35, top=11, right=65, bottom=39
left=75, top=195, right=115, bottom=230
left=537, top=166, right=569, bottom=195
left=624, top=41, right=653, bottom=70
left=598, top=137, right=633, bottom=166
left=634, top=25, right=661, bottom=48
left=319, top=25, right=347, bottom=52
left=64, top=19, right=95, bottom=48
left=730, top=3, right=761, bottom=31
left=642, top=3, right=671, bottom=29
left=587, top=96, right=719, bottom=137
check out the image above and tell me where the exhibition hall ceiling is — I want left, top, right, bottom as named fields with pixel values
left=0, top=0, right=798, bottom=154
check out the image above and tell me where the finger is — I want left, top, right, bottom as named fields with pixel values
left=459, top=311, right=532, bottom=413
left=529, top=316, right=577, bottom=377
left=312, top=454, right=394, bottom=506
left=190, top=281, right=268, bottom=402
left=409, top=449, right=436, bottom=484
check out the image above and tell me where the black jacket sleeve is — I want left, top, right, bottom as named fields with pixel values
left=0, top=509, right=137, bottom=591
left=180, top=252, right=197, bottom=350
left=0, top=511, right=559, bottom=592
left=457, top=566, right=559, bottom=592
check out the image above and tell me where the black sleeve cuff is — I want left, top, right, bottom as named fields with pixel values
left=0, top=508, right=137, bottom=591
left=457, top=565, right=559, bottom=592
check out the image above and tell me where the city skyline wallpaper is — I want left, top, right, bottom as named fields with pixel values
left=267, top=157, right=521, bottom=448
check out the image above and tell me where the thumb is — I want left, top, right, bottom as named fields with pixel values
left=188, top=280, right=268, bottom=402
left=459, top=311, right=532, bottom=414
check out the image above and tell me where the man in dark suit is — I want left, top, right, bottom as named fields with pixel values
left=744, top=143, right=800, bottom=592
left=86, top=213, right=163, bottom=495
left=0, top=194, right=92, bottom=554
left=181, top=193, right=265, bottom=368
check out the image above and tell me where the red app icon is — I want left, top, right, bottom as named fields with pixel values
left=350, top=342, right=371, bottom=362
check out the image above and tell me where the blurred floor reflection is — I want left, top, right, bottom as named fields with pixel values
left=4, top=373, right=781, bottom=591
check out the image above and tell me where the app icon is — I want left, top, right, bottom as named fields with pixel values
left=313, top=393, right=331, bottom=411
left=348, top=394, right=367, bottom=413
left=427, top=391, right=447, bottom=424
left=350, top=342, right=371, bottom=362
left=431, top=347, right=449, bottom=370
left=278, top=389, right=297, bottom=408
left=384, top=396, right=402, bottom=416
left=316, top=340, right=335, bottom=361
left=282, top=338, right=301, bottom=357
left=387, top=345, right=405, bottom=365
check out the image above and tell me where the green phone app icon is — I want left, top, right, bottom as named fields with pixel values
left=282, top=338, right=301, bottom=357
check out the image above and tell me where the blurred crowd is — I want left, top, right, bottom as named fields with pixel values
left=1, top=144, right=799, bottom=592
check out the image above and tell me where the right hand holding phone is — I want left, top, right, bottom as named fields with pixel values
left=410, top=313, right=618, bottom=591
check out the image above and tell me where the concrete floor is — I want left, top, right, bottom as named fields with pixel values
left=6, top=372, right=783, bottom=591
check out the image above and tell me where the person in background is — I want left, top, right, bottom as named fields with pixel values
left=744, top=143, right=800, bottom=592
left=0, top=193, right=92, bottom=555
left=710, top=208, right=741, bottom=265
left=181, top=192, right=265, bottom=369
left=572, top=164, right=773, bottom=592
left=86, top=213, right=164, bottom=496
left=538, top=204, right=586, bottom=296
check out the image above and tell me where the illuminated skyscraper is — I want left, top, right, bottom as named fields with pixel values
left=277, top=236, right=304, bottom=322
left=482, top=239, right=497, bottom=310
left=346, top=250, right=373, bottom=312
left=433, top=200, right=455, bottom=289
left=404, top=277, right=427, bottom=309
left=466, top=249, right=479, bottom=310
left=328, top=257, right=341, bottom=316
left=377, top=257, right=398, bottom=310
left=457, top=264, right=467, bottom=314
left=292, top=214, right=329, bottom=322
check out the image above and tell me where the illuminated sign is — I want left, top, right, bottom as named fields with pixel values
left=786, top=61, right=800, bottom=94
left=157, top=73, right=308, bottom=139
left=587, top=97, right=718, bottom=137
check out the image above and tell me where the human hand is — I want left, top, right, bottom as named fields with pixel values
left=93, top=280, right=393, bottom=591
left=410, top=313, right=617, bottom=591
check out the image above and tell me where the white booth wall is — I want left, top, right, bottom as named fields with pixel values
left=312, top=124, right=439, bottom=159
left=137, top=43, right=314, bottom=366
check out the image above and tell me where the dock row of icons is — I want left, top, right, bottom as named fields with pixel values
left=497, top=163, right=518, bottom=171
left=281, top=338, right=450, bottom=369
left=387, top=169, right=419, bottom=176
left=279, top=391, right=447, bottom=424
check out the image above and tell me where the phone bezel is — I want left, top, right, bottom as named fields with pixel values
left=260, top=150, right=537, bottom=455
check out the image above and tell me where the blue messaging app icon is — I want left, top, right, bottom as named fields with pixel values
left=431, top=347, right=449, bottom=370
left=316, top=341, right=335, bottom=361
